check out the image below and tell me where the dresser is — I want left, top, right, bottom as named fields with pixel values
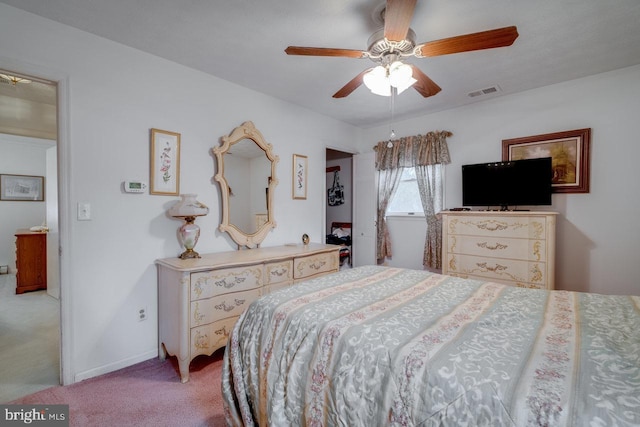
left=441, top=211, right=557, bottom=290
left=156, top=243, right=340, bottom=382
left=15, top=229, right=47, bottom=294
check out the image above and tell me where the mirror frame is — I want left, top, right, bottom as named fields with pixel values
left=213, top=121, right=279, bottom=248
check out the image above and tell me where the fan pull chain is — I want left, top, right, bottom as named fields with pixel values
left=387, top=87, right=396, bottom=148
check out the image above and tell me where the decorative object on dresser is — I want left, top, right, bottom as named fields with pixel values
left=15, top=229, right=47, bottom=294
left=150, top=128, right=181, bottom=196
left=168, top=194, right=210, bottom=259
left=213, top=121, right=279, bottom=248
left=156, top=243, right=340, bottom=382
left=0, top=174, right=44, bottom=201
left=502, top=128, right=591, bottom=194
left=441, top=211, right=557, bottom=289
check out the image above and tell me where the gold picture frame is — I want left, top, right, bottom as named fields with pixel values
left=292, top=154, right=307, bottom=200
left=150, top=128, right=181, bottom=195
left=502, top=128, right=591, bottom=193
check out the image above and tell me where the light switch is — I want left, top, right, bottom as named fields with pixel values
left=77, top=202, right=91, bottom=221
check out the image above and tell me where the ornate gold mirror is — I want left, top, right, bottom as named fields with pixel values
left=213, top=121, right=279, bottom=248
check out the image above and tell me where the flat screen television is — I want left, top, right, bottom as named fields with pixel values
left=462, top=157, right=552, bottom=210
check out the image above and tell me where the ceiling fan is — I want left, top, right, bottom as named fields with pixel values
left=285, top=0, right=518, bottom=98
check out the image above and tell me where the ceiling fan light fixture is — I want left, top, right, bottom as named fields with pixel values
left=363, top=65, right=391, bottom=96
left=0, top=74, right=32, bottom=85
left=388, top=61, right=416, bottom=94
left=363, top=61, right=416, bottom=96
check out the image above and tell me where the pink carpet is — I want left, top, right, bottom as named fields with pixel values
left=10, top=349, right=226, bottom=426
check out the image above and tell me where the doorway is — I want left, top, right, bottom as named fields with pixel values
left=325, top=148, right=353, bottom=269
left=0, top=69, right=61, bottom=401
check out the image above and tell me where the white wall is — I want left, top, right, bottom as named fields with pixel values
left=384, top=215, right=427, bottom=270
left=0, top=4, right=361, bottom=382
left=0, top=135, right=52, bottom=273
left=361, top=65, right=640, bottom=296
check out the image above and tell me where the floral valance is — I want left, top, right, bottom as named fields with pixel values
left=375, top=131, right=452, bottom=170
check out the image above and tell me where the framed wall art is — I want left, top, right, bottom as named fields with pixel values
left=150, top=128, right=181, bottom=195
left=0, top=174, right=44, bottom=201
left=502, top=128, right=591, bottom=193
left=292, top=154, right=307, bottom=200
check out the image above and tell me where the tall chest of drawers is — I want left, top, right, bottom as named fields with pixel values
left=156, top=243, right=340, bottom=382
left=441, top=211, right=557, bottom=290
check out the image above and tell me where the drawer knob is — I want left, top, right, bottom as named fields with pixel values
left=309, top=260, right=326, bottom=271
left=215, top=298, right=246, bottom=312
left=476, top=262, right=507, bottom=272
left=215, top=276, right=246, bottom=289
left=477, top=242, right=508, bottom=251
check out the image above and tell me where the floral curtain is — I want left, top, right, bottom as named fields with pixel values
left=375, top=131, right=451, bottom=268
left=375, top=166, right=402, bottom=260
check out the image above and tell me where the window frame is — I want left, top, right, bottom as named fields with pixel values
left=384, top=165, right=446, bottom=217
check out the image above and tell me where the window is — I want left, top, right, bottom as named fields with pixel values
left=386, top=166, right=444, bottom=215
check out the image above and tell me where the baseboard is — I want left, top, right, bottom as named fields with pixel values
left=74, top=349, right=158, bottom=383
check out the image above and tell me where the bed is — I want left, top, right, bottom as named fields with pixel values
left=221, top=266, right=640, bottom=426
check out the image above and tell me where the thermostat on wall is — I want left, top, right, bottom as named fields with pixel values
left=123, top=181, right=148, bottom=193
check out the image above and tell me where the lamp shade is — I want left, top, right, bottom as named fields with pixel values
left=168, top=194, right=209, bottom=218
left=388, top=61, right=417, bottom=94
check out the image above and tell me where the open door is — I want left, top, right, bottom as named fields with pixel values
left=352, top=152, right=376, bottom=266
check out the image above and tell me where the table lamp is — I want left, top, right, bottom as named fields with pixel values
left=168, top=194, right=209, bottom=259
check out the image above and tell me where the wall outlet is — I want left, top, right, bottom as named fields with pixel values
left=137, top=306, right=148, bottom=322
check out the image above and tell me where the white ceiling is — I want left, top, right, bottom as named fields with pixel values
left=2, top=0, right=640, bottom=128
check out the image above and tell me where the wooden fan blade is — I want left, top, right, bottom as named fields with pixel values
left=417, top=26, right=519, bottom=57
left=285, top=46, right=367, bottom=58
left=384, top=0, right=417, bottom=42
left=410, top=65, right=442, bottom=98
left=333, top=69, right=372, bottom=98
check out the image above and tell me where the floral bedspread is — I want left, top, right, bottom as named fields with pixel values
left=221, top=266, right=640, bottom=426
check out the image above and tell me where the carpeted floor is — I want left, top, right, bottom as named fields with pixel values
left=9, top=349, right=227, bottom=427
left=0, top=274, right=60, bottom=402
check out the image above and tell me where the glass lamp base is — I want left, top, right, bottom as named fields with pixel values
left=178, top=217, right=201, bottom=259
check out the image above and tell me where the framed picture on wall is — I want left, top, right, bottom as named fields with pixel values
left=502, top=128, right=591, bottom=193
left=150, top=128, right=181, bottom=195
left=0, top=174, right=45, bottom=201
left=292, top=154, right=307, bottom=200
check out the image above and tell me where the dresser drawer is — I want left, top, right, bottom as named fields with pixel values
left=191, top=317, right=238, bottom=358
left=447, top=253, right=547, bottom=288
left=191, top=265, right=263, bottom=301
left=264, top=260, right=293, bottom=285
left=294, top=251, right=338, bottom=280
left=448, top=235, right=547, bottom=262
left=190, top=287, right=260, bottom=327
left=446, top=215, right=548, bottom=240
